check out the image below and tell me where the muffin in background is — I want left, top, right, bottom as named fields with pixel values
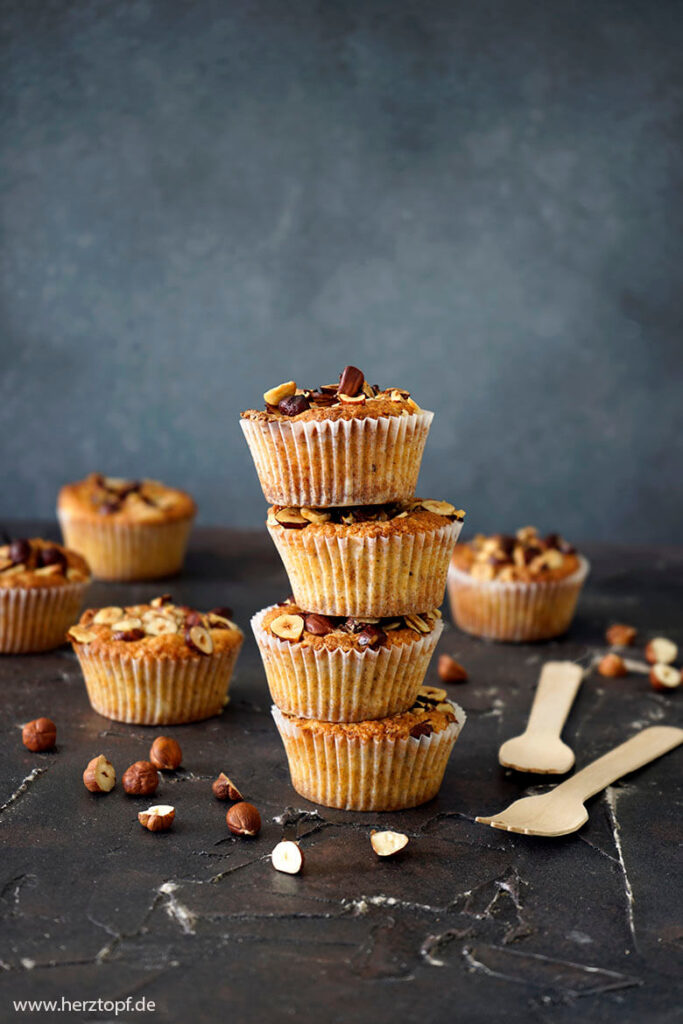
left=68, top=596, right=242, bottom=724
left=240, top=365, right=433, bottom=507
left=0, top=538, right=90, bottom=653
left=448, top=526, right=589, bottom=642
left=57, top=474, right=196, bottom=581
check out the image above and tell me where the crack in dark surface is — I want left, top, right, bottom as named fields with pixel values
left=0, top=767, right=47, bottom=814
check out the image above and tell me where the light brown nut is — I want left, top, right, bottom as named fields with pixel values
left=122, top=761, right=159, bottom=796
left=338, top=393, right=365, bottom=405
left=419, top=500, right=457, bottom=516
left=150, top=594, right=173, bottom=608
left=185, top=625, right=214, bottom=655
left=274, top=508, right=308, bottom=528
left=83, top=755, right=116, bottom=793
left=226, top=802, right=261, bottom=837
left=264, top=381, right=296, bottom=406
left=212, top=773, right=243, bottom=801
left=271, top=840, right=304, bottom=874
left=22, top=717, right=57, bottom=752
left=420, top=686, right=448, bottom=702
left=644, top=638, right=678, bottom=665
left=270, top=614, right=305, bottom=641
left=145, top=616, right=178, bottom=636
left=605, top=623, right=637, bottom=647
left=34, top=564, right=62, bottom=577
left=138, top=805, right=175, bottom=831
left=438, top=654, right=468, bottom=683
left=370, top=830, right=409, bottom=857
left=93, top=606, right=124, bottom=625
left=649, top=664, right=681, bottom=692
left=299, top=508, right=332, bottom=524
left=597, top=653, right=628, bottom=678
left=149, top=737, right=182, bottom=771
left=404, top=614, right=430, bottom=634
left=67, top=625, right=98, bottom=644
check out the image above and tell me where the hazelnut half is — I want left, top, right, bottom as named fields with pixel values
left=122, top=761, right=159, bottom=796
left=185, top=625, right=214, bottom=655
left=212, top=773, right=243, bottom=801
left=138, top=805, right=175, bottom=831
left=22, top=717, right=57, bottom=752
left=605, top=623, right=637, bottom=647
left=264, top=380, right=296, bottom=406
left=370, top=830, right=409, bottom=857
left=649, top=664, right=681, bottom=692
left=270, top=613, right=305, bottom=641
left=438, top=654, right=468, bottom=683
left=149, top=737, right=182, bottom=771
left=226, top=801, right=261, bottom=837
left=83, top=754, right=116, bottom=793
left=597, top=653, right=628, bottom=678
left=645, top=637, right=678, bottom=666
left=271, top=840, right=304, bottom=874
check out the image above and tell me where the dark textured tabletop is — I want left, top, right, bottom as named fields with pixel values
left=1, top=527, right=681, bottom=1024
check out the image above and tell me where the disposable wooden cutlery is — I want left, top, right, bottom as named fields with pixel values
left=477, top=725, right=683, bottom=837
left=498, top=661, right=583, bottom=773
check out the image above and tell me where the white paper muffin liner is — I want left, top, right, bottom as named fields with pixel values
left=447, top=556, right=590, bottom=642
left=272, top=702, right=466, bottom=811
left=240, top=410, right=434, bottom=507
left=0, top=582, right=89, bottom=653
left=252, top=607, right=443, bottom=721
left=74, top=642, right=242, bottom=724
left=267, top=518, right=463, bottom=617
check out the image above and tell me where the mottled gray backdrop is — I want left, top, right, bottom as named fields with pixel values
left=1, top=0, right=681, bottom=543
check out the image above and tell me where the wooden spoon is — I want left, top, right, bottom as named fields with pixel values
left=498, top=661, right=583, bottom=773
left=477, top=726, right=683, bottom=836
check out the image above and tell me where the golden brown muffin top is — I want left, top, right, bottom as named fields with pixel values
left=278, top=686, right=463, bottom=740
left=241, top=365, right=427, bottom=423
left=451, top=526, right=581, bottom=583
left=0, top=538, right=90, bottom=589
left=266, top=499, right=465, bottom=539
left=58, top=474, right=196, bottom=524
left=68, top=596, right=242, bottom=660
left=260, top=602, right=442, bottom=652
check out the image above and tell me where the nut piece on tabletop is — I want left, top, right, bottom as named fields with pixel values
left=271, top=840, right=305, bottom=875
left=22, top=717, right=57, bottom=752
left=644, top=637, right=678, bottom=666
left=149, top=736, right=183, bottom=771
left=138, top=805, right=176, bottom=832
left=370, top=830, right=409, bottom=857
left=226, top=801, right=261, bottom=837
left=605, top=623, right=637, bottom=647
left=212, top=773, right=243, bottom=801
left=122, top=760, right=160, bottom=796
left=438, top=654, right=468, bottom=684
left=83, top=755, right=116, bottom=793
left=649, top=664, right=681, bottom=693
left=597, top=653, right=628, bottom=678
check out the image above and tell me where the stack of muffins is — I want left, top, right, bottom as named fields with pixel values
left=242, top=366, right=467, bottom=811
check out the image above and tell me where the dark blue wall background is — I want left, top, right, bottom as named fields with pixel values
left=1, top=0, right=681, bottom=542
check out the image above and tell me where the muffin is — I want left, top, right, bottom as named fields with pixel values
left=272, top=686, right=466, bottom=811
left=240, top=365, right=434, bottom=507
left=266, top=499, right=465, bottom=617
left=57, top=474, right=196, bottom=581
left=68, top=597, right=243, bottom=724
left=448, top=526, right=590, bottom=642
left=252, top=601, right=444, bottom=722
left=0, top=538, right=90, bottom=653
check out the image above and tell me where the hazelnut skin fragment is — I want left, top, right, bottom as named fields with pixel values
left=597, top=653, right=628, bottom=678
left=438, top=654, right=468, bottom=683
left=83, top=755, right=116, bottom=793
left=22, top=717, right=57, bottom=752
left=605, top=623, right=637, bottom=647
left=226, top=801, right=261, bottom=837
left=122, top=761, right=159, bottom=796
left=149, top=737, right=182, bottom=771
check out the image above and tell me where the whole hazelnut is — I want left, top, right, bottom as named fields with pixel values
left=122, top=760, right=159, bottom=796
left=597, top=653, right=628, bottom=678
left=83, top=754, right=116, bottom=793
left=212, top=773, right=243, bottom=801
left=149, top=736, right=183, bottom=771
left=22, top=717, right=57, bottom=752
left=226, top=801, right=261, bottom=837
left=438, top=654, right=468, bottom=683
left=605, top=623, right=637, bottom=647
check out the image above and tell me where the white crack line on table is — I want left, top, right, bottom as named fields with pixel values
left=604, top=787, right=637, bottom=951
left=0, top=767, right=47, bottom=815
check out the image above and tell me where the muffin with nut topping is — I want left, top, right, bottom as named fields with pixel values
left=448, top=526, right=589, bottom=642
left=68, top=596, right=243, bottom=724
left=0, top=538, right=91, bottom=653
left=272, top=686, right=466, bottom=811
left=252, top=600, right=444, bottom=722
left=57, top=474, right=196, bottom=582
left=266, top=499, right=465, bottom=617
left=240, top=365, right=434, bottom=507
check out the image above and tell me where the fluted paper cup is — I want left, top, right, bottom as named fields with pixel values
left=0, top=582, right=89, bottom=653
left=58, top=511, right=194, bottom=582
left=272, top=703, right=466, bottom=811
left=241, top=410, right=433, bottom=507
left=252, top=607, right=442, bottom=721
left=267, top=517, right=462, bottom=617
left=447, top=556, right=590, bottom=642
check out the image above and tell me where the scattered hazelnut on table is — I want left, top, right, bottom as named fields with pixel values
left=149, top=736, right=183, bottom=771
left=226, top=801, right=261, bottom=837
left=597, top=653, right=628, bottom=678
left=212, top=773, right=243, bottom=801
left=605, top=624, right=637, bottom=647
left=122, top=761, right=159, bottom=796
left=645, top=638, right=678, bottom=666
left=83, top=755, right=116, bottom=793
left=138, top=805, right=175, bottom=832
left=271, top=840, right=304, bottom=874
left=649, top=664, right=681, bottom=692
left=22, top=717, right=57, bottom=752
left=438, top=654, right=468, bottom=683
left=370, top=830, right=409, bottom=857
